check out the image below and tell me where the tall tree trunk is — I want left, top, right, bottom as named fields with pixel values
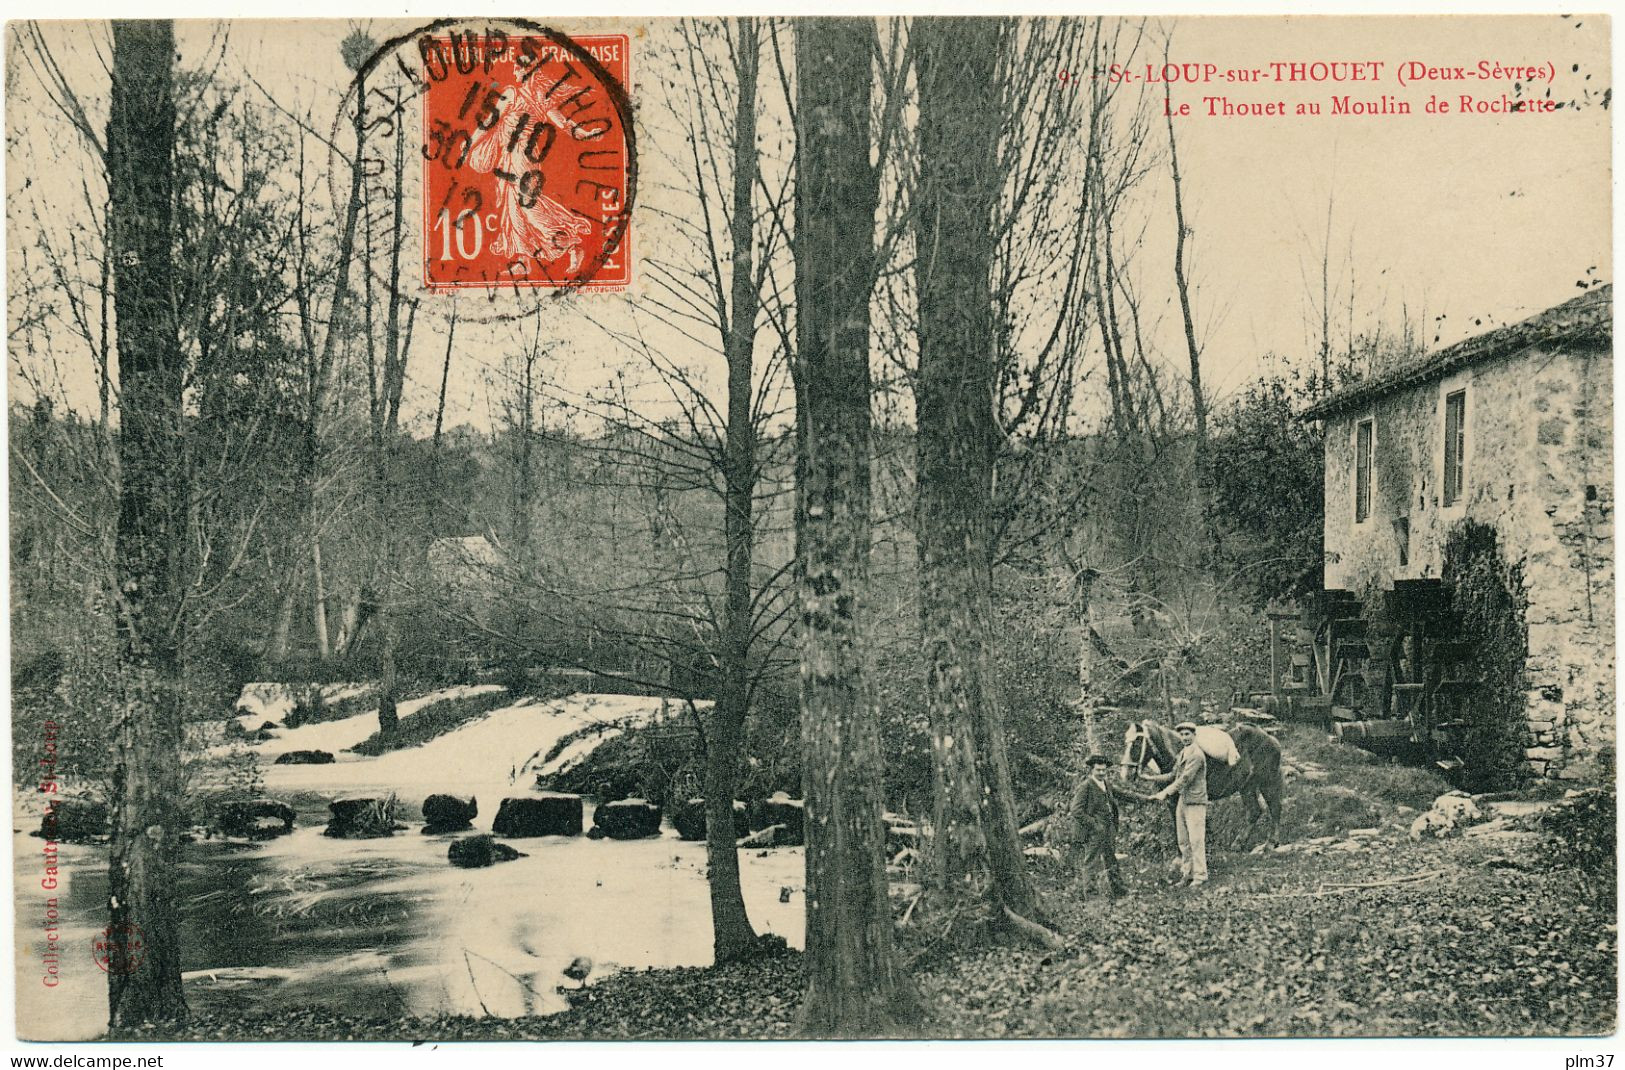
left=911, top=17, right=1040, bottom=922
left=705, top=14, right=763, bottom=966
left=370, top=88, right=412, bottom=738
left=1074, top=580, right=1100, bottom=755
left=1320, top=194, right=1333, bottom=392
left=434, top=300, right=457, bottom=450
left=1166, top=89, right=1204, bottom=453
left=376, top=611, right=399, bottom=736
left=504, top=334, right=538, bottom=690
left=1164, top=58, right=1212, bottom=556
left=97, top=250, right=112, bottom=448
left=268, top=576, right=298, bottom=663
left=430, top=301, right=457, bottom=536
left=1087, top=150, right=1131, bottom=445
left=297, top=56, right=369, bottom=665
left=1100, top=205, right=1138, bottom=434
left=794, top=16, right=916, bottom=1036
left=311, top=537, right=331, bottom=659
left=105, top=18, right=187, bottom=1027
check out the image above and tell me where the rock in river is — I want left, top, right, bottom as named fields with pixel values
left=275, top=750, right=335, bottom=765
left=37, top=797, right=108, bottom=844
left=748, top=792, right=805, bottom=846
left=448, top=834, right=526, bottom=868
left=325, top=797, right=399, bottom=839
left=672, top=798, right=749, bottom=841
left=593, top=797, right=662, bottom=840
left=214, top=798, right=296, bottom=840
left=493, top=794, right=583, bottom=837
left=422, top=794, right=478, bottom=834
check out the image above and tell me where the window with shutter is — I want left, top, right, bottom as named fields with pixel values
left=1443, top=390, right=1466, bottom=506
left=1355, top=419, right=1373, bottom=524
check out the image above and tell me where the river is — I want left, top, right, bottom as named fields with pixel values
left=12, top=690, right=805, bottom=1040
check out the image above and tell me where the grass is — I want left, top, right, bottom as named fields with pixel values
left=1358, top=764, right=1456, bottom=809
left=1269, top=784, right=1382, bottom=839
left=1274, top=723, right=1454, bottom=829
left=1273, top=725, right=1450, bottom=807
left=347, top=689, right=515, bottom=755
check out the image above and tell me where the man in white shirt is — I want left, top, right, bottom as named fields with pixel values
left=1145, top=721, right=1209, bottom=887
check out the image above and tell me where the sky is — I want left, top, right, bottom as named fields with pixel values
left=1146, top=15, right=1610, bottom=400
left=4, top=13, right=1612, bottom=433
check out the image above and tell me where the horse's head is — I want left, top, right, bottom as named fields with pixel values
left=1119, top=721, right=1151, bottom=781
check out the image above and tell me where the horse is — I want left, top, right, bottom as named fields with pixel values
left=1119, top=719, right=1283, bottom=849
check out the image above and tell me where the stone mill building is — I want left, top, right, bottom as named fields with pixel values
left=1296, top=285, right=1612, bottom=782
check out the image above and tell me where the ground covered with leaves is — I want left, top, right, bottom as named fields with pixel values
left=114, top=730, right=1615, bottom=1042
left=929, top=836, right=1614, bottom=1038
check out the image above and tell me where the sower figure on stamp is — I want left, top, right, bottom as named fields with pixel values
left=1142, top=722, right=1209, bottom=888
left=1071, top=753, right=1150, bottom=899
left=467, top=76, right=595, bottom=275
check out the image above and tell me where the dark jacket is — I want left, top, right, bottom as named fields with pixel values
left=1072, top=776, right=1131, bottom=839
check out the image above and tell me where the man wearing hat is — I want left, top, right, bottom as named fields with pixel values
left=1071, top=753, right=1146, bottom=899
left=1144, top=721, right=1209, bottom=887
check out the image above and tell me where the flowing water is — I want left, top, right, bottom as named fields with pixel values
left=13, top=691, right=806, bottom=1040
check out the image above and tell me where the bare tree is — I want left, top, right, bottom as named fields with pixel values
left=709, top=14, right=768, bottom=962
left=1162, top=32, right=1211, bottom=552
left=498, top=318, right=545, bottom=689
left=266, top=30, right=374, bottom=668
left=356, top=80, right=417, bottom=738
left=558, top=15, right=799, bottom=962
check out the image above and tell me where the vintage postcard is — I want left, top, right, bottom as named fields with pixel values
left=4, top=11, right=1614, bottom=1051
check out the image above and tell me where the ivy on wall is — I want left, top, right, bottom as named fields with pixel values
left=1442, top=521, right=1531, bottom=791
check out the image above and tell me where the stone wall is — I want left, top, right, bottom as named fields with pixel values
left=1321, top=343, right=1613, bottom=779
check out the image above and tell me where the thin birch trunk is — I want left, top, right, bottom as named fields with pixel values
left=311, top=538, right=331, bottom=659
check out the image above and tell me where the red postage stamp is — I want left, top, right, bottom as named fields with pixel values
left=420, top=30, right=633, bottom=292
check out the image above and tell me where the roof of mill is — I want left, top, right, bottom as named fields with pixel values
left=1301, top=284, right=1612, bottom=421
